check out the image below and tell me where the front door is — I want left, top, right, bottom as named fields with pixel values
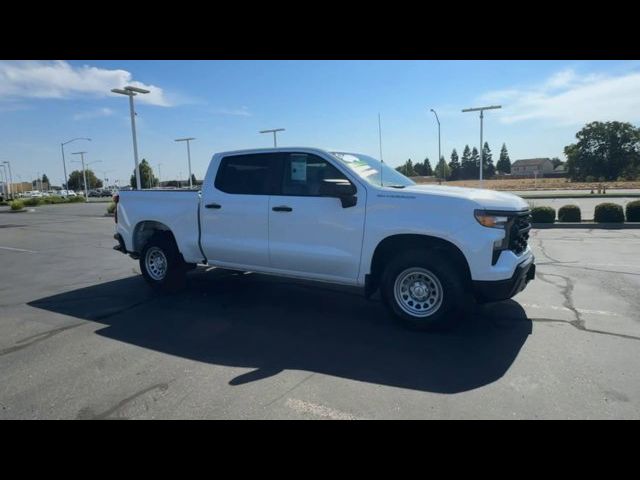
left=268, top=152, right=366, bottom=283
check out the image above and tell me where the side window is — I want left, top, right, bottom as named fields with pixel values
left=215, top=154, right=278, bottom=195
left=281, top=153, right=350, bottom=196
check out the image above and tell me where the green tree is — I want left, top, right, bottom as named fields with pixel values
left=67, top=170, right=102, bottom=191
left=434, top=156, right=450, bottom=180
left=130, top=159, right=158, bottom=189
left=42, top=173, right=50, bottom=186
left=460, top=145, right=474, bottom=179
left=414, top=157, right=433, bottom=176
left=482, top=142, right=495, bottom=178
left=190, top=173, right=198, bottom=186
left=496, top=143, right=512, bottom=174
left=466, top=147, right=480, bottom=179
left=565, top=121, right=640, bottom=181
left=448, top=149, right=460, bottom=180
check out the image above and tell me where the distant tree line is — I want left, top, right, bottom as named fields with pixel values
left=396, top=142, right=512, bottom=180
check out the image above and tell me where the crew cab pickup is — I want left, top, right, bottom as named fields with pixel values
left=113, top=147, right=535, bottom=330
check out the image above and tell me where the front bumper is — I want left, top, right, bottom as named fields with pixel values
left=473, top=259, right=536, bottom=303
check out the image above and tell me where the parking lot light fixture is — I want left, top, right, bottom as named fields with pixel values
left=429, top=109, right=443, bottom=183
left=61, top=138, right=91, bottom=194
left=111, top=86, right=149, bottom=190
left=1, top=162, right=11, bottom=198
left=175, top=137, right=196, bottom=188
left=71, top=152, right=101, bottom=202
left=259, top=128, right=285, bottom=147
left=462, top=105, right=502, bottom=187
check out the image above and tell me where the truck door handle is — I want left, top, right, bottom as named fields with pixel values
left=205, top=203, right=221, bottom=209
left=272, top=206, right=292, bottom=212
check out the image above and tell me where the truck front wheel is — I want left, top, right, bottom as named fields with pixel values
left=381, top=249, right=469, bottom=331
left=140, top=232, right=187, bottom=293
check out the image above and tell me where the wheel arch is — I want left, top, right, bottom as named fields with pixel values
left=132, top=220, right=177, bottom=254
left=366, top=234, right=471, bottom=296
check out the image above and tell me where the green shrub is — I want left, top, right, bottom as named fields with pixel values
left=531, top=206, right=556, bottom=223
left=594, top=203, right=624, bottom=223
left=68, top=196, right=84, bottom=203
left=10, top=200, right=24, bottom=211
left=558, top=205, right=581, bottom=222
left=625, top=200, right=640, bottom=222
left=106, top=202, right=116, bottom=214
left=22, top=197, right=43, bottom=207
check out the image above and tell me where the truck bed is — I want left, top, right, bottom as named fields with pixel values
left=116, top=189, right=204, bottom=263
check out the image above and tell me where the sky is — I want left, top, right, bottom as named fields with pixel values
left=1, top=59, right=640, bottom=187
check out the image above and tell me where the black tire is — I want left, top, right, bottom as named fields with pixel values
left=139, top=232, right=187, bottom=293
left=380, top=249, right=469, bottom=331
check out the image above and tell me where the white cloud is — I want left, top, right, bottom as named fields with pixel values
left=479, top=68, right=640, bottom=126
left=0, top=60, right=170, bottom=106
left=73, top=107, right=114, bottom=121
left=211, top=106, right=252, bottom=117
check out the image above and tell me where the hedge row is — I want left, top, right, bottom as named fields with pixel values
left=531, top=200, right=640, bottom=223
left=21, top=196, right=84, bottom=207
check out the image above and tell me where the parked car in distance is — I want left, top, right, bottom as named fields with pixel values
left=66, top=190, right=77, bottom=197
left=88, top=189, right=101, bottom=197
left=113, top=147, right=535, bottom=330
left=100, top=189, right=114, bottom=197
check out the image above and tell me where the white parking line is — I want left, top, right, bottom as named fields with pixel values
left=521, top=303, right=621, bottom=317
left=0, top=246, right=37, bottom=253
left=285, top=398, right=359, bottom=420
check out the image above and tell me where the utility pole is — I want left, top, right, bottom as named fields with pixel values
left=61, top=138, right=91, bottom=193
left=430, top=109, right=442, bottom=183
left=259, top=128, right=285, bottom=147
left=111, top=86, right=150, bottom=189
left=175, top=137, right=195, bottom=188
left=462, top=105, right=502, bottom=187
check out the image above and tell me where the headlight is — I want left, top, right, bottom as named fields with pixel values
left=474, top=210, right=509, bottom=229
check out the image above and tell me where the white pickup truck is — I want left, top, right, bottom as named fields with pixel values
left=113, top=147, right=535, bottom=330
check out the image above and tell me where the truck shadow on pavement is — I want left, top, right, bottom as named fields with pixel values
left=29, top=268, right=532, bottom=394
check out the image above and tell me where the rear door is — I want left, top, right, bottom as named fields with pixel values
left=268, top=151, right=366, bottom=283
left=199, top=153, right=279, bottom=268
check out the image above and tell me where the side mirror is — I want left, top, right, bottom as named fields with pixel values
left=320, top=180, right=357, bottom=208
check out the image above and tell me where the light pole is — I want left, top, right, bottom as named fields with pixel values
left=175, top=137, right=195, bottom=188
left=61, top=138, right=91, bottom=193
left=71, top=152, right=101, bottom=202
left=462, top=105, right=501, bottom=187
left=111, top=86, right=150, bottom=190
left=0, top=165, right=7, bottom=198
left=260, top=128, right=285, bottom=147
left=1, top=162, right=11, bottom=198
left=429, top=109, right=442, bottom=183
left=100, top=170, right=113, bottom=189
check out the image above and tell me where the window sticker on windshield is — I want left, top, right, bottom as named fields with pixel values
left=291, top=159, right=307, bottom=181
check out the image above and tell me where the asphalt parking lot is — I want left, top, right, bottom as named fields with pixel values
left=1, top=203, right=639, bottom=419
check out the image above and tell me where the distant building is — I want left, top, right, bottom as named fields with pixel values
left=511, top=158, right=555, bottom=176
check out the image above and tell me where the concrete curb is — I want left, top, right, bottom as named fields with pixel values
left=520, top=193, right=640, bottom=199
left=533, top=222, right=640, bottom=229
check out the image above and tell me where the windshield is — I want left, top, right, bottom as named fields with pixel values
left=331, top=152, right=415, bottom=188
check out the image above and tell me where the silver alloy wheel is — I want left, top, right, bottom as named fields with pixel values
left=393, top=267, right=443, bottom=318
left=145, top=246, right=168, bottom=281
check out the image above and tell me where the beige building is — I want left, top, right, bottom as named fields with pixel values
left=511, top=158, right=555, bottom=176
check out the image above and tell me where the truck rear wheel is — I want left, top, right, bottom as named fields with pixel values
left=140, top=232, right=187, bottom=293
left=380, top=249, right=468, bottom=331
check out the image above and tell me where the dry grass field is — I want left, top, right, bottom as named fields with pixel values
left=412, top=176, right=640, bottom=191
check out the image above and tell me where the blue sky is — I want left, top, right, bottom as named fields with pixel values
left=2, top=60, right=640, bottom=187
